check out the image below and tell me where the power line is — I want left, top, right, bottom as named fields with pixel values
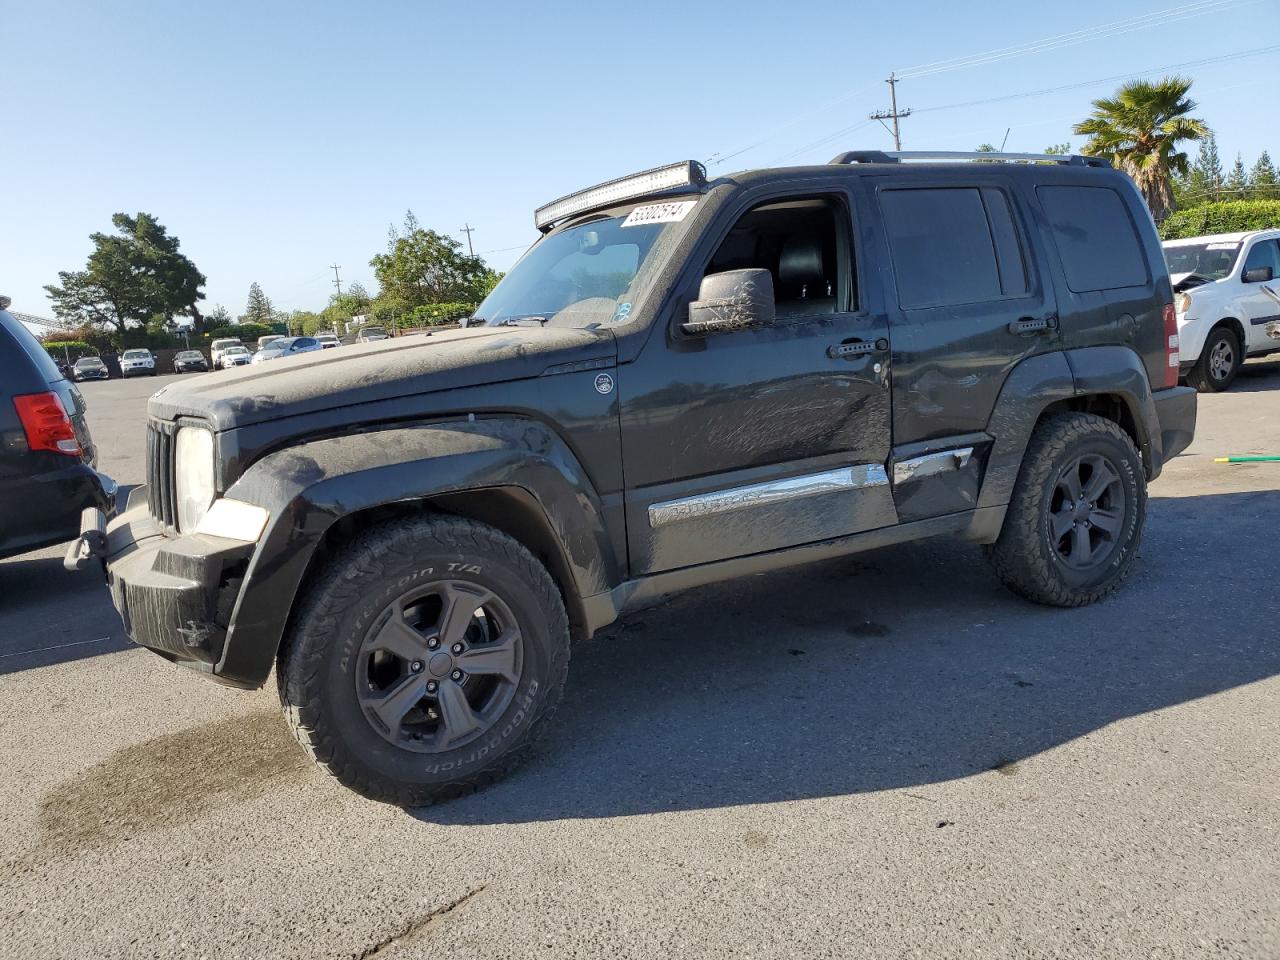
left=910, top=43, right=1280, bottom=117
left=776, top=43, right=1279, bottom=166
left=704, top=0, right=1253, bottom=169
left=896, top=0, right=1248, bottom=80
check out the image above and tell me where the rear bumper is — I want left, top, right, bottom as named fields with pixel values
left=1153, top=385, right=1196, bottom=466
left=0, top=464, right=116, bottom=561
left=103, top=492, right=258, bottom=687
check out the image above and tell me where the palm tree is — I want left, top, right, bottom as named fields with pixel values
left=1073, top=76, right=1208, bottom=223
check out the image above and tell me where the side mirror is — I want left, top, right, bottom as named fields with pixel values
left=683, top=268, right=775, bottom=335
left=1243, top=266, right=1274, bottom=283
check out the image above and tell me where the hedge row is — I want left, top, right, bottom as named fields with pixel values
left=402, top=302, right=476, bottom=328
left=1161, top=199, right=1280, bottom=240
left=43, top=340, right=97, bottom=361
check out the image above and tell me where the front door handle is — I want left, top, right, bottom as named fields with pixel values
left=828, top=337, right=888, bottom=360
left=1008, top=316, right=1059, bottom=335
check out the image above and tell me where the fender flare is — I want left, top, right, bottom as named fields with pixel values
left=977, top=345, right=1161, bottom=514
left=213, top=418, right=619, bottom=686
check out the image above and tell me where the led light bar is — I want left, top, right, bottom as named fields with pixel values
left=534, top=160, right=707, bottom=231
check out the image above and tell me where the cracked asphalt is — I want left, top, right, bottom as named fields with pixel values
left=2, top=364, right=1278, bottom=959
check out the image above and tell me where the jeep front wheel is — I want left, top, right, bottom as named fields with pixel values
left=278, top=515, right=570, bottom=806
left=986, top=412, right=1146, bottom=607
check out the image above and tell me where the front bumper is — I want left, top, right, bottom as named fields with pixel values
left=102, top=491, right=257, bottom=686
left=1153, top=385, right=1197, bottom=465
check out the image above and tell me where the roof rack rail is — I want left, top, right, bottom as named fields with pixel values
left=829, top=150, right=1111, bottom=168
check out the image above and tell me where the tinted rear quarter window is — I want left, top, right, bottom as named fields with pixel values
left=1037, top=185, right=1148, bottom=292
left=880, top=186, right=1029, bottom=309
left=1, top=311, right=65, bottom=386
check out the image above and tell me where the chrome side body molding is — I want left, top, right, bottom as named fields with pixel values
left=648, top=464, right=889, bottom=527
left=892, top=447, right=974, bottom=485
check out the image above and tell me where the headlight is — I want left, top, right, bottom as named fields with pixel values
left=175, top=427, right=216, bottom=531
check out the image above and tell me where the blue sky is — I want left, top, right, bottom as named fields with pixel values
left=3, top=0, right=1277, bottom=322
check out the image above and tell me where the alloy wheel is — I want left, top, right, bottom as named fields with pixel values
left=1047, top=453, right=1127, bottom=570
left=355, top=581, right=523, bottom=753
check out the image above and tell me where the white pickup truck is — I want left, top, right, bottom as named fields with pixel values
left=1163, top=229, right=1280, bottom=391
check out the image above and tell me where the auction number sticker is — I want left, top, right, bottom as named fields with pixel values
left=622, top=200, right=697, bottom=228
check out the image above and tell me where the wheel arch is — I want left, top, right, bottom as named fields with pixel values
left=212, top=418, right=621, bottom=687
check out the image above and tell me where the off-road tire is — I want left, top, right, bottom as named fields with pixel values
left=1186, top=324, right=1241, bottom=393
left=277, top=514, right=570, bottom=806
left=986, top=412, right=1146, bottom=607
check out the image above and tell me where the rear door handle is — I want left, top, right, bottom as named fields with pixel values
left=828, top=337, right=888, bottom=360
left=1008, top=316, right=1058, bottom=335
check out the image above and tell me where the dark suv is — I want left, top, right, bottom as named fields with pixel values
left=1, top=300, right=116, bottom=561
left=95, top=152, right=1196, bottom=805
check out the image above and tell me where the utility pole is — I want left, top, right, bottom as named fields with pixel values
left=330, top=264, right=343, bottom=297
left=460, top=224, right=476, bottom=257
left=869, top=73, right=911, bottom=150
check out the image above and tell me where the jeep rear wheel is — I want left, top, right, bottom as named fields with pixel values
left=1187, top=325, right=1241, bottom=392
left=278, top=515, right=570, bottom=806
left=986, top=412, right=1146, bottom=607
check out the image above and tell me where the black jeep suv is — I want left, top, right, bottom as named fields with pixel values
left=1, top=301, right=116, bottom=561
left=96, top=152, right=1196, bottom=805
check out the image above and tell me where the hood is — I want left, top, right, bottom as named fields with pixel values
left=148, top=325, right=617, bottom=430
left=1169, top=271, right=1217, bottom=293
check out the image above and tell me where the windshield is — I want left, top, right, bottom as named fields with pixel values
left=476, top=200, right=697, bottom=328
left=177, top=351, right=201, bottom=359
left=1164, top=242, right=1241, bottom=281
left=75, top=358, right=102, bottom=367
left=123, top=350, right=149, bottom=359
left=226, top=346, right=248, bottom=355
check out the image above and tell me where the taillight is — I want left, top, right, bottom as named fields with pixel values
left=13, top=391, right=81, bottom=455
left=1162, top=303, right=1179, bottom=389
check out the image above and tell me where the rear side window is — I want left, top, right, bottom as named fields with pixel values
left=1, top=311, right=65, bottom=385
left=880, top=187, right=1028, bottom=309
left=1037, top=185, right=1148, bottom=292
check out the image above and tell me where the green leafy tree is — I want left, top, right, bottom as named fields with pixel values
left=1184, top=132, right=1224, bottom=204
left=1044, top=143, right=1071, bottom=155
left=371, top=210, right=495, bottom=307
left=44, top=213, right=206, bottom=334
left=1249, top=151, right=1278, bottom=199
left=1073, top=76, right=1208, bottom=222
left=206, top=304, right=232, bottom=326
left=1226, top=153, right=1249, bottom=198
left=241, top=282, right=274, bottom=325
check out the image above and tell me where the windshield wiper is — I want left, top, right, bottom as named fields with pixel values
left=496, top=315, right=548, bottom=327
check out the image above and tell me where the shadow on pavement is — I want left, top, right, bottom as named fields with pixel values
left=1232, top=356, right=1280, bottom=393
left=419, top=488, right=1280, bottom=824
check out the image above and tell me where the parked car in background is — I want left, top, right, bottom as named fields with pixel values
left=210, top=338, right=245, bottom=367
left=173, top=350, right=209, bottom=373
left=120, top=348, right=157, bottom=377
left=1, top=299, right=115, bottom=561
left=217, top=345, right=252, bottom=369
left=72, top=357, right=110, bottom=381
left=1163, top=229, right=1280, bottom=392
left=315, top=333, right=341, bottom=349
left=258, top=335, right=284, bottom=352
left=356, top=325, right=389, bottom=342
left=250, top=336, right=324, bottom=364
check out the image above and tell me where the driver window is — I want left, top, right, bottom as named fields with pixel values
left=705, top=197, right=851, bottom=319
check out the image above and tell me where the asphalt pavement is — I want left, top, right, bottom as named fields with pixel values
left=1, top=365, right=1278, bottom=959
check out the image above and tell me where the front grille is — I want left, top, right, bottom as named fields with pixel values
left=146, top=419, right=178, bottom=528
